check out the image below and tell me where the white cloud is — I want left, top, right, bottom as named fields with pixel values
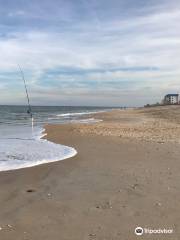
left=8, top=10, right=26, bottom=17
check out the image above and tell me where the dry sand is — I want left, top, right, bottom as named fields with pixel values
left=0, top=106, right=180, bottom=239
left=76, top=105, right=180, bottom=143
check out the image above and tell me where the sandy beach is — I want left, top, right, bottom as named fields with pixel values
left=0, top=106, right=180, bottom=239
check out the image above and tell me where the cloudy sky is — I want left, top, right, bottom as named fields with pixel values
left=0, top=0, right=180, bottom=106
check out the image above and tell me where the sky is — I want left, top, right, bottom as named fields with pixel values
left=0, top=0, right=180, bottom=106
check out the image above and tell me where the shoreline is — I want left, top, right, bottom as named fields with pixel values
left=1, top=105, right=180, bottom=172
left=0, top=106, right=180, bottom=239
left=0, top=127, right=77, bottom=172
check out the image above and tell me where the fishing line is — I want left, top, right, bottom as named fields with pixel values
left=18, top=64, right=34, bottom=129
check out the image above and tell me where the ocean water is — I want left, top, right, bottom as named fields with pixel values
left=0, top=106, right=109, bottom=171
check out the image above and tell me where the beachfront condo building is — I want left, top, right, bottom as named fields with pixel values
left=164, top=94, right=179, bottom=105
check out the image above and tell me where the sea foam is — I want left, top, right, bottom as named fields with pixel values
left=57, top=111, right=104, bottom=117
left=70, top=118, right=103, bottom=124
left=0, top=125, right=77, bottom=172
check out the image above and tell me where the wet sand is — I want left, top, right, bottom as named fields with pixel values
left=0, top=106, right=180, bottom=239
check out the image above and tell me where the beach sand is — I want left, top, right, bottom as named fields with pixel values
left=0, top=106, right=180, bottom=239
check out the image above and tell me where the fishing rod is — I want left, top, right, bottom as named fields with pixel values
left=18, top=64, right=34, bottom=128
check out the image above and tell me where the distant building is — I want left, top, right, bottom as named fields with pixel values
left=164, top=94, right=179, bottom=105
